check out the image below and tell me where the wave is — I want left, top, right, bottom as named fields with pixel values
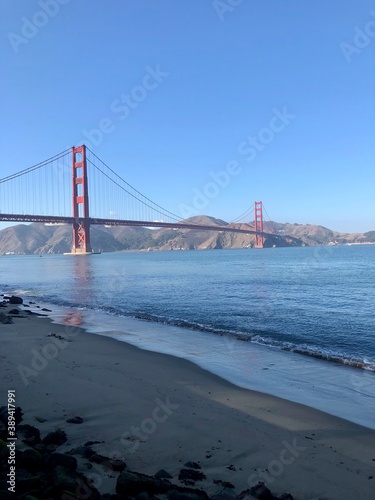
left=6, top=289, right=375, bottom=373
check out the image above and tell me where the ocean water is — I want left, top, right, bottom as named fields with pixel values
left=1, top=245, right=375, bottom=429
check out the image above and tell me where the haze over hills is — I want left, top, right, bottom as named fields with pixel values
left=0, top=216, right=374, bottom=255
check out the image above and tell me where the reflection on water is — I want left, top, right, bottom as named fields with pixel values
left=70, top=257, right=95, bottom=303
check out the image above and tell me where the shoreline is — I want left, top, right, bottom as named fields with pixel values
left=1, top=298, right=375, bottom=498
left=44, top=300, right=375, bottom=431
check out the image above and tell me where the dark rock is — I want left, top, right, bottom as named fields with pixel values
left=0, top=421, right=6, bottom=440
left=155, top=468, right=173, bottom=479
left=0, top=492, right=14, bottom=499
left=18, top=448, right=43, bottom=472
left=84, top=440, right=103, bottom=446
left=0, top=312, right=13, bottom=324
left=135, top=493, right=150, bottom=500
left=17, top=475, right=41, bottom=495
left=0, top=439, right=7, bottom=461
left=63, top=474, right=101, bottom=499
left=8, top=309, right=19, bottom=314
left=41, top=308, right=52, bottom=312
left=66, top=416, right=84, bottom=424
left=89, top=453, right=126, bottom=471
left=9, top=295, right=23, bottom=304
left=238, top=482, right=274, bottom=500
left=42, top=429, right=67, bottom=446
left=17, top=424, right=41, bottom=446
left=167, top=486, right=209, bottom=500
left=23, top=304, right=30, bottom=307
left=184, top=461, right=201, bottom=470
left=51, top=465, right=77, bottom=492
left=116, top=470, right=171, bottom=496
left=0, top=407, right=7, bottom=424
left=45, top=452, right=77, bottom=472
left=67, top=445, right=95, bottom=458
left=35, top=416, right=47, bottom=423
left=210, top=489, right=236, bottom=500
left=278, top=495, right=294, bottom=500
left=213, top=480, right=235, bottom=489
left=178, top=469, right=206, bottom=483
left=0, top=405, right=23, bottom=425
left=33, top=443, right=57, bottom=456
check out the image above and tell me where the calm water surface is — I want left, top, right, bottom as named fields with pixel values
left=1, top=245, right=375, bottom=428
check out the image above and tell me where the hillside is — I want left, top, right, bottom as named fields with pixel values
left=0, top=217, right=373, bottom=255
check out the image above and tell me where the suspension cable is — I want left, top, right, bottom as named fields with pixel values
left=86, top=147, right=194, bottom=223
left=230, top=203, right=255, bottom=224
left=0, top=149, right=71, bottom=184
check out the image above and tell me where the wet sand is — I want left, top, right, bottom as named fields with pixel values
left=1, top=303, right=375, bottom=498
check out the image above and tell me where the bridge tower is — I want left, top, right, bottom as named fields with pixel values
left=254, top=201, right=264, bottom=248
left=71, top=145, right=92, bottom=254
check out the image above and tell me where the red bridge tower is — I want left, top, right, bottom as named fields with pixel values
left=71, top=145, right=92, bottom=254
left=254, top=201, right=264, bottom=248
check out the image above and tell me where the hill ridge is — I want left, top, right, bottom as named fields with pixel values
left=0, top=217, right=373, bottom=255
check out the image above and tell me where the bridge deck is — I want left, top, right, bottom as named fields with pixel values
left=0, top=214, right=301, bottom=243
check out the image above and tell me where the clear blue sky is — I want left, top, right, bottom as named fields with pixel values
left=1, top=0, right=374, bottom=233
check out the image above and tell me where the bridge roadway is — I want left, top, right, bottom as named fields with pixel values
left=0, top=214, right=302, bottom=244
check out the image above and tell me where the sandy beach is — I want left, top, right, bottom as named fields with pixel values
left=1, top=300, right=375, bottom=499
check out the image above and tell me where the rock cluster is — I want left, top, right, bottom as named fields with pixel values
left=0, top=406, right=294, bottom=499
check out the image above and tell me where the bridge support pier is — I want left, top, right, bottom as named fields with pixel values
left=254, top=201, right=264, bottom=248
left=70, top=145, right=92, bottom=254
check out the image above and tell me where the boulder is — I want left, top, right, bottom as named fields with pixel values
left=66, top=416, right=83, bottom=424
left=45, top=452, right=77, bottom=472
left=116, top=470, right=171, bottom=496
left=9, top=296, right=23, bottom=304
left=0, top=312, right=13, bottom=324
left=67, top=445, right=95, bottom=459
left=16, top=475, right=41, bottom=495
left=0, top=406, right=22, bottom=424
left=167, top=486, right=209, bottom=500
left=210, top=489, right=236, bottom=500
left=18, top=448, right=43, bottom=472
left=178, top=468, right=206, bottom=483
left=155, top=468, right=173, bottom=479
left=184, top=461, right=201, bottom=470
left=51, top=465, right=77, bottom=492
left=17, top=424, right=41, bottom=446
left=42, top=429, right=67, bottom=446
left=237, top=482, right=274, bottom=500
left=89, top=453, right=126, bottom=471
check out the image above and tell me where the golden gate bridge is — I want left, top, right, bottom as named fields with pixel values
left=0, top=145, right=301, bottom=254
